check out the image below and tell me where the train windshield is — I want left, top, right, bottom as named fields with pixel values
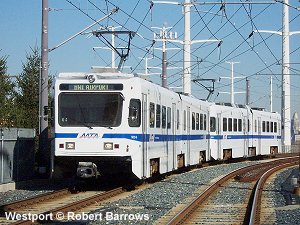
left=58, top=92, right=123, bottom=128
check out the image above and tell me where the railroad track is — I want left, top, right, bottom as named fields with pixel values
left=0, top=187, right=125, bottom=225
left=161, top=157, right=299, bottom=225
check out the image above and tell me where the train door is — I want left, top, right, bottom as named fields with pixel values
left=187, top=107, right=191, bottom=166
left=142, top=94, right=148, bottom=178
left=172, top=103, right=177, bottom=170
left=258, top=117, right=262, bottom=155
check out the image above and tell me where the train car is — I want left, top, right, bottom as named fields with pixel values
left=250, top=108, right=281, bottom=155
left=208, top=103, right=281, bottom=160
left=51, top=68, right=210, bottom=179
left=51, top=68, right=281, bottom=179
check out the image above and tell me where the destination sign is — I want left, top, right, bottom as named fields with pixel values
left=59, top=83, right=123, bottom=91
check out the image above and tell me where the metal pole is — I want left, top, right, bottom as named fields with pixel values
left=225, top=61, right=240, bottom=104
left=183, top=0, right=191, bottom=95
left=282, top=0, right=291, bottom=150
left=270, top=75, right=273, bottom=112
left=231, top=63, right=234, bottom=104
left=162, top=36, right=168, bottom=88
left=111, top=27, right=116, bottom=69
left=39, top=0, right=49, bottom=171
left=246, top=78, right=250, bottom=105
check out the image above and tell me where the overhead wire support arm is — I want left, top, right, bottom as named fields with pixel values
left=48, top=7, right=118, bottom=52
left=192, top=78, right=216, bottom=100
left=92, top=30, right=136, bottom=71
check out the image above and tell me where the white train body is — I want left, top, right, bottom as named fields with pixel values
left=52, top=70, right=281, bottom=179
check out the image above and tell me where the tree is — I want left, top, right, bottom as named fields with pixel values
left=16, top=47, right=40, bottom=130
left=0, top=54, right=16, bottom=127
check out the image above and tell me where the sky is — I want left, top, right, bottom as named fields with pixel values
left=1, top=0, right=300, bottom=118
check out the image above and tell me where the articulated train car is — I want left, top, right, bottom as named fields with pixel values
left=51, top=69, right=281, bottom=179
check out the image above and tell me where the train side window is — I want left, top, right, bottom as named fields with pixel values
left=274, top=122, right=277, bottom=133
left=149, top=102, right=155, bottom=128
left=267, top=121, right=270, bottom=132
left=210, top=117, right=216, bottom=132
left=262, top=121, right=266, bottom=132
left=271, top=122, right=274, bottom=132
left=223, top=118, right=227, bottom=132
left=177, top=109, right=180, bottom=130
left=184, top=110, right=186, bottom=131
left=156, top=104, right=161, bottom=128
left=162, top=106, right=166, bottom=128
left=204, top=114, right=207, bottom=130
left=254, top=120, right=257, bottom=132
left=196, top=113, right=199, bottom=130
left=238, top=119, right=242, bottom=132
left=200, top=114, right=204, bottom=130
left=128, top=99, right=141, bottom=127
left=248, top=119, right=250, bottom=132
left=233, top=118, right=237, bottom=132
left=167, top=107, right=171, bottom=129
left=228, top=118, right=232, bottom=132
left=192, top=112, right=196, bottom=130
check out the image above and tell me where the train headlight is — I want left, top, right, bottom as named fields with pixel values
left=66, top=142, right=75, bottom=150
left=104, top=142, right=113, bottom=150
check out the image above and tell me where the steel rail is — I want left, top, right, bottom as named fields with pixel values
left=6, top=187, right=124, bottom=225
left=166, top=157, right=299, bottom=225
left=249, top=161, right=298, bottom=225
left=2, top=188, right=71, bottom=212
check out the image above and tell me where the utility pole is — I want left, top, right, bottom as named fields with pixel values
left=153, top=24, right=179, bottom=88
left=137, top=56, right=161, bottom=80
left=246, top=77, right=250, bottom=105
left=39, top=0, right=49, bottom=173
left=270, top=75, right=273, bottom=112
left=220, top=62, right=244, bottom=104
left=253, top=0, right=300, bottom=151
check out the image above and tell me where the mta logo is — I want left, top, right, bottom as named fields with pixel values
left=80, top=133, right=99, bottom=138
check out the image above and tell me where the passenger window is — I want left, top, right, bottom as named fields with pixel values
left=167, top=107, right=171, bottom=129
left=128, top=99, right=141, bottom=127
left=255, top=120, right=257, bottom=132
left=196, top=113, right=199, bottom=130
left=184, top=110, right=186, bottom=131
left=177, top=109, right=180, bottom=130
left=267, top=121, right=270, bottom=132
left=192, top=112, right=196, bottom=130
left=274, top=122, right=277, bottom=133
left=200, top=114, right=204, bottom=130
left=228, top=118, right=232, bottom=132
left=156, top=104, right=161, bottom=128
left=223, top=118, right=227, bottom=132
left=238, top=119, right=242, bottom=132
left=234, top=118, right=237, bottom=132
left=210, top=117, right=216, bottom=132
left=248, top=119, right=250, bottom=132
left=162, top=106, right=166, bottom=128
left=271, top=122, right=274, bottom=132
left=262, top=121, right=265, bottom=132
left=149, top=103, right=155, bottom=128
left=204, top=114, right=207, bottom=130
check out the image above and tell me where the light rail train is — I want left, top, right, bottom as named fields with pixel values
left=51, top=68, right=281, bottom=179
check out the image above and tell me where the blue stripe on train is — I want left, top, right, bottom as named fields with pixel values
left=55, top=133, right=281, bottom=141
